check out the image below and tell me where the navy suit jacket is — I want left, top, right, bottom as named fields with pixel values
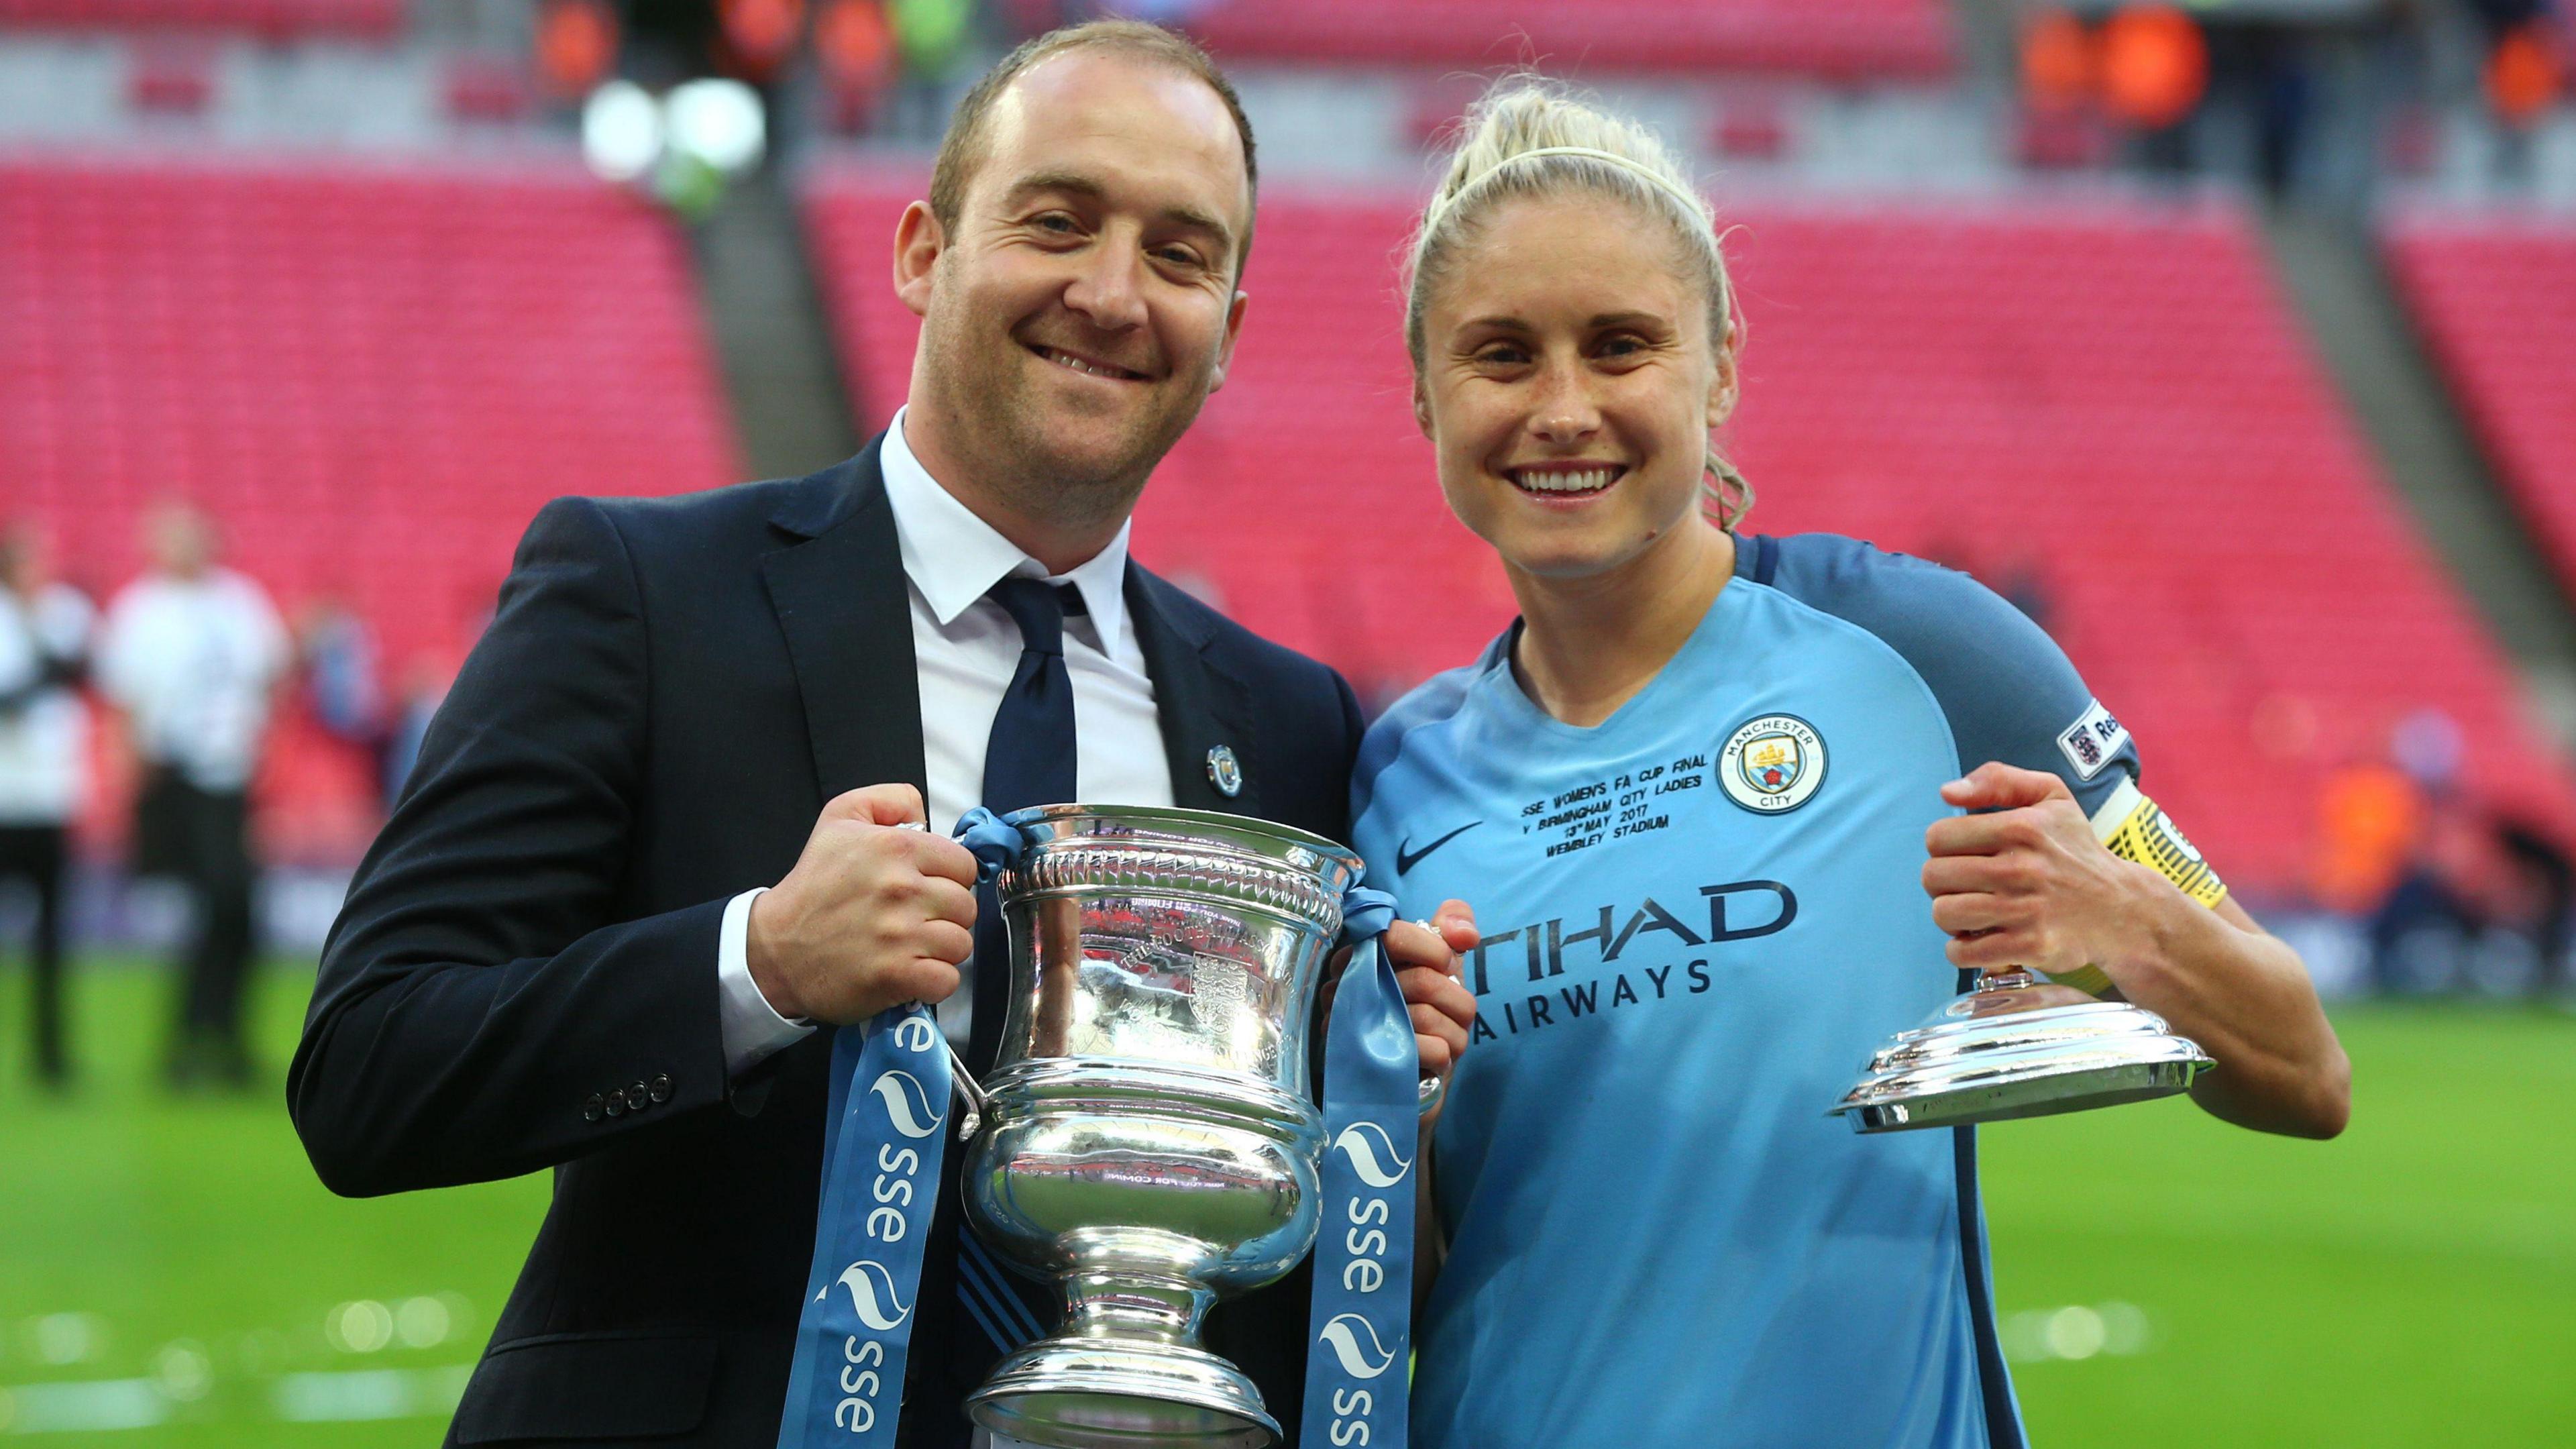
left=290, top=437, right=1364, bottom=1446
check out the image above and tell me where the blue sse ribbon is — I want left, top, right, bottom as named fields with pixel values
left=778, top=815, right=1418, bottom=1449
left=776, top=811, right=1021, bottom=1449
left=1299, top=885, right=1417, bottom=1449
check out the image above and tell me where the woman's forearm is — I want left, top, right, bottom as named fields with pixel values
left=2112, top=888, right=2351, bottom=1138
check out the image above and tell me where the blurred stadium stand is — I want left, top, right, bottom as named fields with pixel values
left=806, top=170, right=2570, bottom=895
left=0, top=0, right=402, bottom=41
left=1, top=156, right=739, bottom=860
left=2384, top=213, right=2576, bottom=599
left=1179, top=0, right=1955, bottom=82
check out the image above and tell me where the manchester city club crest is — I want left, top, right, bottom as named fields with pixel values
left=1205, top=745, right=1243, bottom=798
left=1720, top=714, right=1827, bottom=813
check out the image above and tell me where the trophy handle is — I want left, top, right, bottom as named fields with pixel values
left=945, top=1043, right=987, bottom=1138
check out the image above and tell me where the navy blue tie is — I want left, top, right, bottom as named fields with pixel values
left=956, top=576, right=1081, bottom=1362
left=975, top=578, right=1080, bottom=840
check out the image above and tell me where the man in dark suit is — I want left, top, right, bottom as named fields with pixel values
left=288, top=19, right=1479, bottom=1449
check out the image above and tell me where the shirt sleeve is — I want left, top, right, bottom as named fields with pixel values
left=1926, top=594, right=2141, bottom=823
left=715, top=886, right=814, bottom=1075
left=1763, top=537, right=2139, bottom=818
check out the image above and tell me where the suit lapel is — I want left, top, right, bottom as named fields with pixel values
left=760, top=458, right=1257, bottom=821
left=1128, top=565, right=1258, bottom=817
left=759, top=437, right=928, bottom=804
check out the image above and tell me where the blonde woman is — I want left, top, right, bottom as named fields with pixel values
left=1349, top=84, right=2351, bottom=1446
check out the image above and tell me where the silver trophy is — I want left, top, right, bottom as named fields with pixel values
left=1831, top=967, right=2213, bottom=1132
left=955, top=804, right=1363, bottom=1449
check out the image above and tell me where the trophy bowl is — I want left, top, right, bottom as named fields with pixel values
left=958, top=805, right=1362, bottom=1449
left=1831, top=969, right=2214, bottom=1132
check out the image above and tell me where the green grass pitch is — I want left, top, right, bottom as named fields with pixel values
left=0, top=963, right=2569, bottom=1445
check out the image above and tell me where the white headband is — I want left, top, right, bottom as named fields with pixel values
left=1423, top=144, right=1709, bottom=234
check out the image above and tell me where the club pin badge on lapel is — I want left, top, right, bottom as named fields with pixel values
left=1205, top=745, right=1243, bottom=798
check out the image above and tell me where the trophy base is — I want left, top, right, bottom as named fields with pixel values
left=967, top=1338, right=1280, bottom=1449
left=1832, top=971, right=2214, bottom=1133
left=1835, top=1054, right=2205, bottom=1132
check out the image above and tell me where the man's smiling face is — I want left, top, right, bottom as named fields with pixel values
left=903, top=48, right=1252, bottom=526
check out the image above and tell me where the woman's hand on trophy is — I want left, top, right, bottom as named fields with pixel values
left=745, top=783, right=981, bottom=1026
left=1383, top=902, right=1481, bottom=1095
left=1923, top=762, right=2160, bottom=988
left=1320, top=902, right=1479, bottom=1087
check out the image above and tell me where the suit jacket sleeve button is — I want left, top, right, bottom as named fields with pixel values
left=604, top=1091, right=625, bottom=1118
left=629, top=1081, right=651, bottom=1111
left=583, top=1093, right=605, bottom=1123
left=649, top=1074, right=672, bottom=1104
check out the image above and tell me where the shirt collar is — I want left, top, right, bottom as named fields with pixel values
left=879, top=407, right=1133, bottom=645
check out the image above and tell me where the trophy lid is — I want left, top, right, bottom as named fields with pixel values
left=1831, top=996, right=2212, bottom=1133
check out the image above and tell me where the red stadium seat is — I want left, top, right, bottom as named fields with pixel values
left=1178, top=0, right=1953, bottom=82
left=443, top=52, right=536, bottom=124
left=125, top=41, right=217, bottom=115
left=0, top=0, right=403, bottom=41
left=804, top=171, right=2564, bottom=894
left=1, top=158, right=739, bottom=860
left=2384, top=213, right=2576, bottom=604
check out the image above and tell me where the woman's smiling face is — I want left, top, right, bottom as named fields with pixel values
left=1414, top=193, right=1732, bottom=584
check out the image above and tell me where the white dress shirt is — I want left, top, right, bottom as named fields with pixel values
left=0, top=584, right=95, bottom=826
left=716, top=410, right=1177, bottom=1077
left=95, top=568, right=288, bottom=794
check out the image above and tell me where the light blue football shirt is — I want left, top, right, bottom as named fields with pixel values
left=1350, top=534, right=2142, bottom=1449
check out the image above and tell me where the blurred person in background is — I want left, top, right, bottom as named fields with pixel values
left=1355, top=80, right=2349, bottom=1448
left=0, top=522, right=96, bottom=1090
left=816, top=0, right=899, bottom=133
left=2372, top=798, right=2575, bottom=997
left=98, top=504, right=289, bottom=1091
left=2312, top=745, right=2428, bottom=919
left=297, top=595, right=388, bottom=780
left=380, top=653, right=453, bottom=807
left=2362, top=706, right=2491, bottom=993
left=2491, top=816, right=2572, bottom=997
left=2469, top=0, right=2565, bottom=182
left=889, top=0, right=977, bottom=138
left=297, top=597, right=384, bottom=752
left=2370, top=806, right=2483, bottom=992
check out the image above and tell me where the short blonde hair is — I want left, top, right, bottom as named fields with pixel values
left=1403, top=80, right=1752, bottom=531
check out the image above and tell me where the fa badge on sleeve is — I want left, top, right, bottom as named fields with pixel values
left=2056, top=698, right=2130, bottom=780
left=1721, top=714, right=1827, bottom=814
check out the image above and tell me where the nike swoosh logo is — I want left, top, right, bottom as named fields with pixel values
left=1395, top=822, right=1479, bottom=875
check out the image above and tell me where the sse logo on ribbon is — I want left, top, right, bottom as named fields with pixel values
left=826, top=1262, right=912, bottom=1332
left=1332, top=1123, right=1412, bottom=1189
left=776, top=1006, right=949, bottom=1447
left=869, top=1067, right=943, bottom=1140
left=1302, top=896, right=1417, bottom=1449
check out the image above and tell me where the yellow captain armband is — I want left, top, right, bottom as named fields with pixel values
left=2036, top=777, right=2229, bottom=998
left=2090, top=776, right=2229, bottom=910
